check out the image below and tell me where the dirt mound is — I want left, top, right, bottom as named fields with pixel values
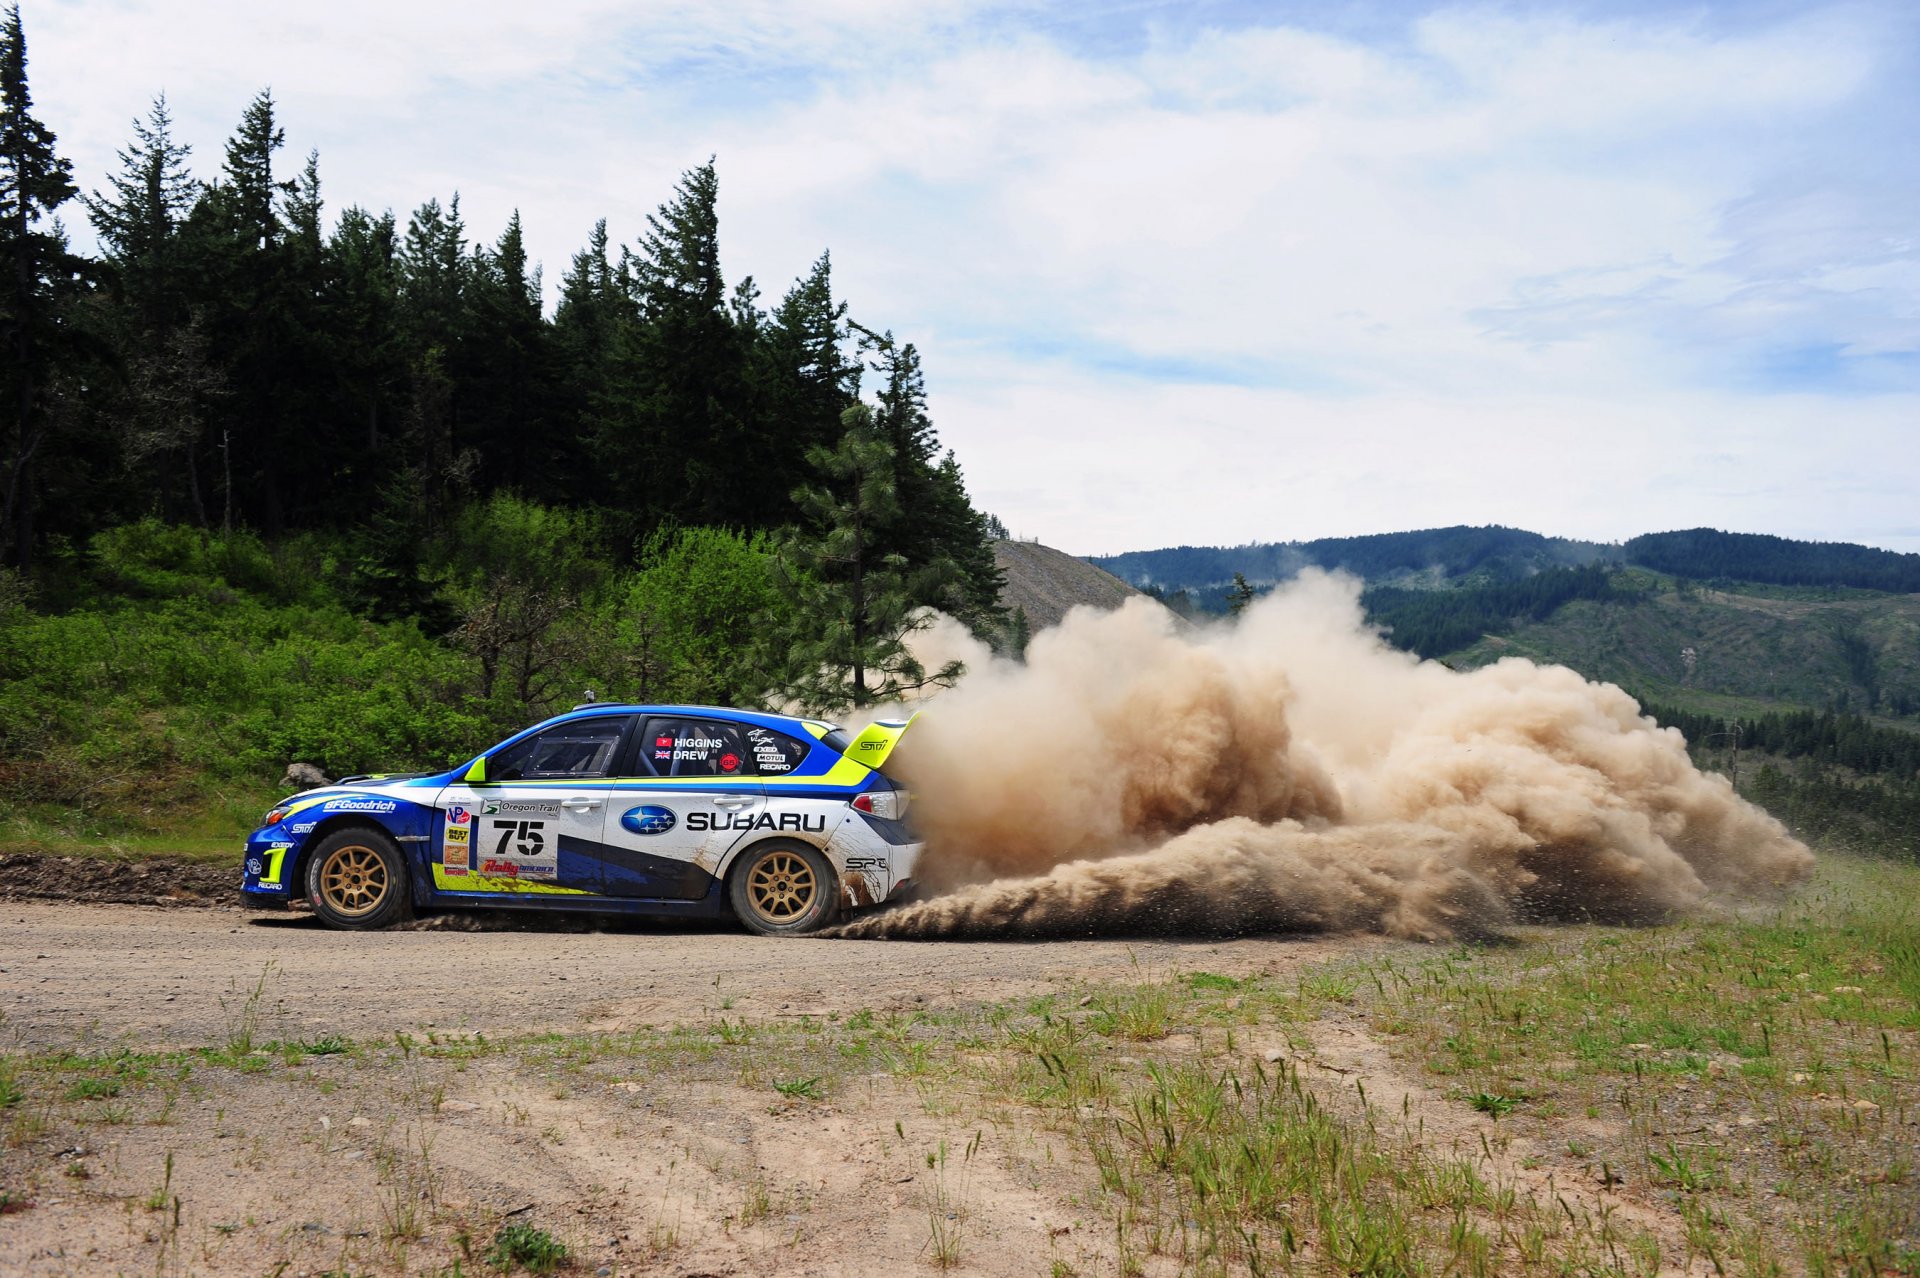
left=993, top=539, right=1165, bottom=631
left=0, top=853, right=240, bottom=909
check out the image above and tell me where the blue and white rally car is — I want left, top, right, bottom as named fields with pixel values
left=240, top=704, right=921, bottom=935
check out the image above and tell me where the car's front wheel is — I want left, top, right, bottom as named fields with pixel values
left=305, top=828, right=412, bottom=930
left=729, top=840, right=838, bottom=936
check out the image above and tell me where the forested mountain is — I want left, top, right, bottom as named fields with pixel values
left=1623, top=529, right=1920, bottom=593
left=1095, top=524, right=1920, bottom=603
left=1090, top=525, right=1617, bottom=594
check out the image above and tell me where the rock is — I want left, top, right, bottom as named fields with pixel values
left=281, top=762, right=330, bottom=791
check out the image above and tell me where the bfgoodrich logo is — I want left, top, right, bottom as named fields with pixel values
left=620, top=805, right=677, bottom=836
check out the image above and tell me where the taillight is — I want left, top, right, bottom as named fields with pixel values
left=853, top=790, right=909, bottom=820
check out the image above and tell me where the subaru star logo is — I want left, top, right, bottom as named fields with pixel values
left=620, top=805, right=677, bottom=836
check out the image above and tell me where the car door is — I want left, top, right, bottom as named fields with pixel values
left=595, top=714, right=765, bottom=899
left=432, top=714, right=635, bottom=895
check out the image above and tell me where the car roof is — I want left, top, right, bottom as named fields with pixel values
left=533, top=703, right=839, bottom=739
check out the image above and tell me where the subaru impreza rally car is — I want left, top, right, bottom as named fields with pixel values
left=240, top=705, right=921, bottom=935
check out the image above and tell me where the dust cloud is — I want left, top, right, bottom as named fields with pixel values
left=835, top=572, right=1812, bottom=941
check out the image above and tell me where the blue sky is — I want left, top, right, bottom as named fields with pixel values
left=34, top=0, right=1920, bottom=554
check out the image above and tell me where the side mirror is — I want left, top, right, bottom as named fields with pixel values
left=463, top=756, right=488, bottom=785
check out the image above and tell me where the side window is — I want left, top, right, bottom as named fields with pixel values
left=490, top=716, right=631, bottom=782
left=743, top=725, right=811, bottom=776
left=642, top=718, right=752, bottom=778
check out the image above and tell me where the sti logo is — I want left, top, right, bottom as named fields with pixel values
left=447, top=806, right=471, bottom=825
left=620, top=805, right=677, bottom=836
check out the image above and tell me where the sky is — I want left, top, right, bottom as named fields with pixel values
left=28, top=0, right=1920, bottom=555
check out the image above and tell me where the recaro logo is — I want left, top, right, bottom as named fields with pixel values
left=620, top=805, right=677, bottom=836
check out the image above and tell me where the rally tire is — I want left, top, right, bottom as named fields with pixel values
left=729, top=840, right=839, bottom=937
left=305, top=828, right=412, bottom=931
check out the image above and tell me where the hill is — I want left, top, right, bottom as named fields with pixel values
left=993, top=540, right=1163, bottom=632
left=1089, top=525, right=1617, bottom=594
left=1091, top=524, right=1920, bottom=599
left=1450, top=574, right=1920, bottom=721
left=1087, top=526, right=1920, bottom=731
left=1624, top=529, right=1920, bottom=593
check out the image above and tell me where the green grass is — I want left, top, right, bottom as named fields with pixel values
left=1354, top=852, right=1920, bottom=1275
left=485, top=1222, right=569, bottom=1273
left=0, top=789, right=276, bottom=862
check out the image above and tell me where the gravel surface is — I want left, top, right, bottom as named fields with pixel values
left=3, top=898, right=1383, bottom=1050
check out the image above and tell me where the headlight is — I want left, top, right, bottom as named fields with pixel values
left=262, top=808, right=289, bottom=827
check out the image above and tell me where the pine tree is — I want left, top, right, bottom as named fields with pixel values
left=0, top=3, right=89, bottom=569
left=77, top=94, right=211, bottom=521
left=187, top=89, right=301, bottom=531
left=855, top=328, right=1002, bottom=630
left=770, top=404, right=962, bottom=712
left=396, top=195, right=469, bottom=526
left=604, top=159, right=749, bottom=527
left=84, top=94, right=197, bottom=325
left=325, top=206, right=405, bottom=455
left=1227, top=572, right=1257, bottom=615
left=463, top=210, right=557, bottom=495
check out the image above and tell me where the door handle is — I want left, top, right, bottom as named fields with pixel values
left=561, top=797, right=602, bottom=813
left=710, top=796, right=754, bottom=809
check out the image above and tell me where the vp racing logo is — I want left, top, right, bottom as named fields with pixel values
left=620, top=805, right=677, bottom=836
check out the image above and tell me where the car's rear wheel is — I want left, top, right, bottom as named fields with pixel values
left=306, top=828, right=412, bottom=931
left=729, top=840, right=838, bottom=936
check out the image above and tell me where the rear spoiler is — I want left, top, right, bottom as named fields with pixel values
left=842, top=713, right=919, bottom=772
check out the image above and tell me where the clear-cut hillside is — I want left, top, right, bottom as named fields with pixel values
left=994, top=540, right=1165, bottom=631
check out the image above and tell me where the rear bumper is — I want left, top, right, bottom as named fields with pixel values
left=826, top=813, right=925, bottom=905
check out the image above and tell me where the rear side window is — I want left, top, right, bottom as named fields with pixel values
left=743, top=725, right=811, bottom=776
left=491, top=716, right=632, bottom=781
left=642, top=718, right=753, bottom=778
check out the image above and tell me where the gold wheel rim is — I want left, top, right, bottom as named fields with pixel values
left=746, top=850, right=816, bottom=923
left=319, top=844, right=389, bottom=918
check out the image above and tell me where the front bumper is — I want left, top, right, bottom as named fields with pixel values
left=240, top=832, right=298, bottom=900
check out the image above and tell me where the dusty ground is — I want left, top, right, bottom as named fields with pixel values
left=0, top=899, right=1382, bottom=1050
left=1, top=899, right=1398, bottom=1276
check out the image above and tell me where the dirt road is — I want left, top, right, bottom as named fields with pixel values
left=3, top=899, right=1384, bottom=1050
left=4, top=901, right=1408, bottom=1277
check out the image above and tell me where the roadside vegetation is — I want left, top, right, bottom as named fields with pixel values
left=4, top=850, right=1914, bottom=1274
left=0, top=7, right=1013, bottom=856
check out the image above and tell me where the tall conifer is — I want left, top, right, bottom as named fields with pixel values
left=0, top=3, right=87, bottom=568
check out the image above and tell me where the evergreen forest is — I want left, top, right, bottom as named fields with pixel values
left=0, top=8, right=1006, bottom=829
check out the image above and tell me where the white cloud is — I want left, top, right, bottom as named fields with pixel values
left=26, top=1, right=1919, bottom=552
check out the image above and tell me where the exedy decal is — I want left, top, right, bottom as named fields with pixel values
left=685, top=811, right=827, bottom=834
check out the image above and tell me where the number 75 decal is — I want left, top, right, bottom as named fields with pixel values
left=492, top=819, right=546, bottom=858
